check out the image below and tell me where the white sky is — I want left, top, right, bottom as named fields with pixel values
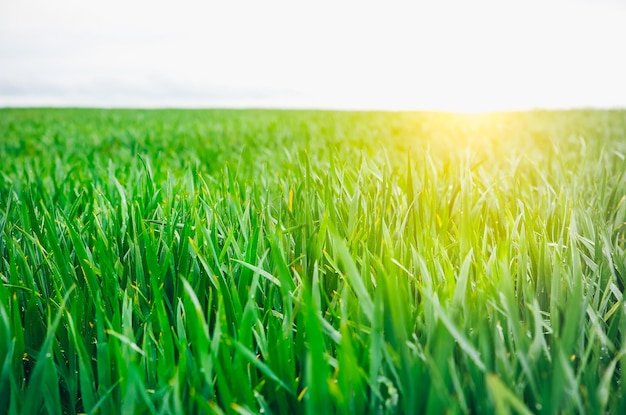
left=1, top=0, right=625, bottom=112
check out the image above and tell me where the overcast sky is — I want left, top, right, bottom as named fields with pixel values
left=1, top=0, right=625, bottom=111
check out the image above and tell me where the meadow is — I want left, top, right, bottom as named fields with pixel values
left=1, top=108, right=626, bottom=414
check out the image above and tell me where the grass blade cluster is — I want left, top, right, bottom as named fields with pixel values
left=1, top=109, right=626, bottom=413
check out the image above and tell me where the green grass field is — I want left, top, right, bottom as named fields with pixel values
left=2, top=108, right=626, bottom=414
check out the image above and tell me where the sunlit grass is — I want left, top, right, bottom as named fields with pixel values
left=1, top=108, right=626, bottom=413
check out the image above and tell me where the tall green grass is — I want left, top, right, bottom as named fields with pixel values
left=1, top=108, right=626, bottom=413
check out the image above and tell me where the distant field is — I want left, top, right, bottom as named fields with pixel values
left=2, top=108, right=626, bottom=414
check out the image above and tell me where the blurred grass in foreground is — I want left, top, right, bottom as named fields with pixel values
left=1, top=108, right=626, bottom=414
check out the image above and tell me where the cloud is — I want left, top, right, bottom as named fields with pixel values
left=0, top=75, right=303, bottom=107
